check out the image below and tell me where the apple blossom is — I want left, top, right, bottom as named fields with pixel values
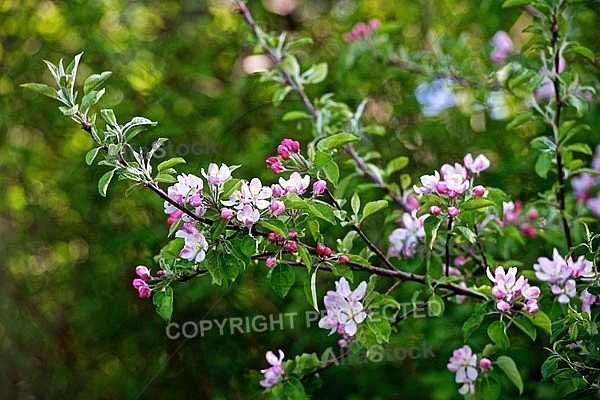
left=260, top=349, right=286, bottom=388
left=175, top=222, right=209, bottom=263
left=313, top=179, right=327, bottom=195
left=318, top=277, right=367, bottom=337
left=201, top=163, right=232, bottom=185
left=279, top=172, right=310, bottom=194
left=136, top=265, right=151, bottom=281
left=447, top=345, right=478, bottom=396
left=286, top=241, right=297, bottom=252
left=429, top=205, right=442, bottom=216
left=447, top=206, right=460, bottom=218
left=479, top=358, right=492, bottom=371
left=138, top=286, right=151, bottom=299
left=580, top=289, right=597, bottom=314
left=265, top=257, right=277, bottom=268
left=269, top=200, right=285, bottom=216
left=472, top=185, right=486, bottom=197
left=388, top=211, right=426, bottom=259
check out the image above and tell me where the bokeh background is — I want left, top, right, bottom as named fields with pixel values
left=1, top=0, right=599, bottom=399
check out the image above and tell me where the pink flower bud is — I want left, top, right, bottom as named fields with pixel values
left=405, top=194, right=420, bottom=211
left=429, top=205, right=442, bottom=216
left=447, top=206, right=460, bottom=218
left=277, top=145, right=290, bottom=160
left=323, top=247, right=332, bottom=257
left=338, top=339, right=348, bottom=348
left=132, top=278, right=146, bottom=289
left=268, top=232, right=278, bottom=243
left=156, top=270, right=165, bottom=277
left=288, top=231, right=298, bottom=238
left=266, top=257, right=277, bottom=268
left=368, top=18, right=380, bottom=31
left=271, top=184, right=284, bottom=198
left=454, top=256, right=466, bottom=266
left=472, top=185, right=486, bottom=197
left=281, top=138, right=300, bottom=153
left=167, top=210, right=183, bottom=226
left=286, top=241, right=297, bottom=252
left=527, top=209, right=538, bottom=221
left=270, top=200, right=286, bottom=216
left=138, top=286, right=151, bottom=299
left=316, top=244, right=325, bottom=256
left=220, top=208, right=234, bottom=219
left=479, top=358, right=492, bottom=371
left=520, top=223, right=537, bottom=239
left=339, top=255, right=349, bottom=264
left=496, top=299, right=511, bottom=312
left=270, top=161, right=284, bottom=174
left=526, top=299, right=539, bottom=314
left=136, top=265, right=151, bottom=281
left=313, top=179, right=327, bottom=195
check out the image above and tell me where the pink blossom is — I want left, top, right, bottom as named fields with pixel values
left=487, top=266, right=540, bottom=312
left=527, top=209, right=538, bottom=221
left=167, top=210, right=183, bottom=226
left=175, top=222, right=209, bottom=263
left=479, top=358, right=492, bottom=371
left=269, top=200, right=286, bottom=216
left=551, top=279, right=577, bottom=304
left=368, top=18, right=380, bottom=30
left=220, top=208, right=234, bottom=219
left=136, top=265, right=152, bottom=281
left=413, top=171, right=440, bottom=195
left=288, top=231, right=297, bottom=238
left=266, top=157, right=284, bottom=173
left=572, top=173, right=596, bottom=200
left=447, top=345, right=478, bottom=396
left=138, top=286, right=151, bottom=298
left=454, top=256, right=466, bottom=266
left=271, top=184, right=284, bottom=198
left=318, top=277, right=367, bottom=336
left=429, top=205, right=442, bottom=216
left=279, top=172, right=310, bottom=194
left=132, top=278, right=146, bottom=289
left=472, top=185, right=486, bottom=197
left=313, top=179, right=327, bottom=195
left=447, top=206, right=460, bottom=218
left=405, top=194, right=420, bottom=211
left=338, top=339, right=348, bottom=348
left=164, top=174, right=204, bottom=214
left=286, top=241, right=297, bottom=252
left=277, top=145, right=290, bottom=160
left=201, top=163, right=232, bottom=186
left=586, top=195, right=600, bottom=217
left=388, top=211, right=426, bottom=258
left=463, top=154, right=490, bottom=174
left=490, top=31, right=513, bottom=63
left=265, top=257, right=277, bottom=268
left=580, top=288, right=597, bottom=314
left=260, top=349, right=286, bottom=388
left=502, top=201, right=520, bottom=224
left=237, top=204, right=260, bottom=225
left=520, top=223, right=537, bottom=239
left=280, top=138, right=300, bottom=153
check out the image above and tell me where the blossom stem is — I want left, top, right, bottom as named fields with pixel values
left=445, top=217, right=453, bottom=276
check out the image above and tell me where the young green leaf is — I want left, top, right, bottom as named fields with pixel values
left=363, top=200, right=388, bottom=219
left=21, top=83, right=58, bottom=99
left=84, top=71, right=113, bottom=94
left=487, top=320, right=510, bottom=350
left=496, top=355, right=524, bottom=394
left=98, top=169, right=116, bottom=197
left=152, top=287, right=174, bottom=323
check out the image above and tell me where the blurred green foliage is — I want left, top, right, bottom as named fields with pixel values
left=1, top=0, right=599, bottom=399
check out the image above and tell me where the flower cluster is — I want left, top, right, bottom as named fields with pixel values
left=388, top=211, right=427, bottom=259
left=221, top=177, right=274, bottom=225
left=487, top=266, right=540, bottom=313
left=266, top=138, right=302, bottom=174
left=260, top=349, right=287, bottom=388
left=319, top=277, right=367, bottom=344
left=490, top=31, right=513, bottom=64
left=534, top=248, right=596, bottom=312
left=500, top=200, right=540, bottom=239
left=265, top=231, right=299, bottom=267
left=342, top=19, right=380, bottom=42
left=447, top=345, right=492, bottom=396
left=131, top=265, right=166, bottom=298
left=414, top=153, right=490, bottom=218
left=571, top=145, right=600, bottom=216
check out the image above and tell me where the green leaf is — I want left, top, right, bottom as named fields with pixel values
left=541, top=357, right=559, bottom=381
left=272, top=86, right=291, bottom=106
left=204, top=251, right=222, bottom=285
left=535, top=152, right=554, bottom=178
left=496, top=355, right=524, bottom=394
left=317, top=133, right=359, bottom=151
left=363, top=200, right=388, bottom=219
left=330, top=262, right=353, bottom=281
left=280, top=55, right=300, bottom=78
left=270, top=264, right=296, bottom=298
left=455, top=226, right=477, bottom=244
left=322, top=161, right=339, bottom=185
left=564, top=143, right=592, bottom=155
left=81, top=88, right=106, bottom=109
left=513, top=315, right=537, bottom=341
left=309, top=271, right=318, bottom=311
left=385, top=156, right=409, bottom=175
left=528, top=311, right=551, bottom=334
left=154, top=173, right=177, bottom=183
left=303, top=62, right=328, bottom=84
left=152, top=287, right=173, bottom=323
left=98, top=169, right=116, bottom=197
left=158, top=157, right=186, bottom=172
left=101, top=109, right=119, bottom=128
left=478, top=377, right=501, bottom=400
left=310, top=202, right=336, bottom=224
left=506, top=111, right=533, bottom=130
left=569, top=43, right=595, bottom=62
left=461, top=198, right=496, bottom=211
left=85, top=147, right=102, bottom=165
left=487, top=320, right=510, bottom=350
left=282, top=111, right=311, bottom=121
left=502, top=0, right=531, bottom=7
left=366, top=313, right=392, bottom=344
left=84, top=71, right=112, bottom=94
left=20, top=83, right=58, bottom=99
left=296, top=245, right=312, bottom=272
left=428, top=294, right=445, bottom=316
left=122, top=116, right=157, bottom=142
left=424, top=216, right=442, bottom=250
left=351, top=192, right=360, bottom=215
left=258, top=219, right=288, bottom=236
